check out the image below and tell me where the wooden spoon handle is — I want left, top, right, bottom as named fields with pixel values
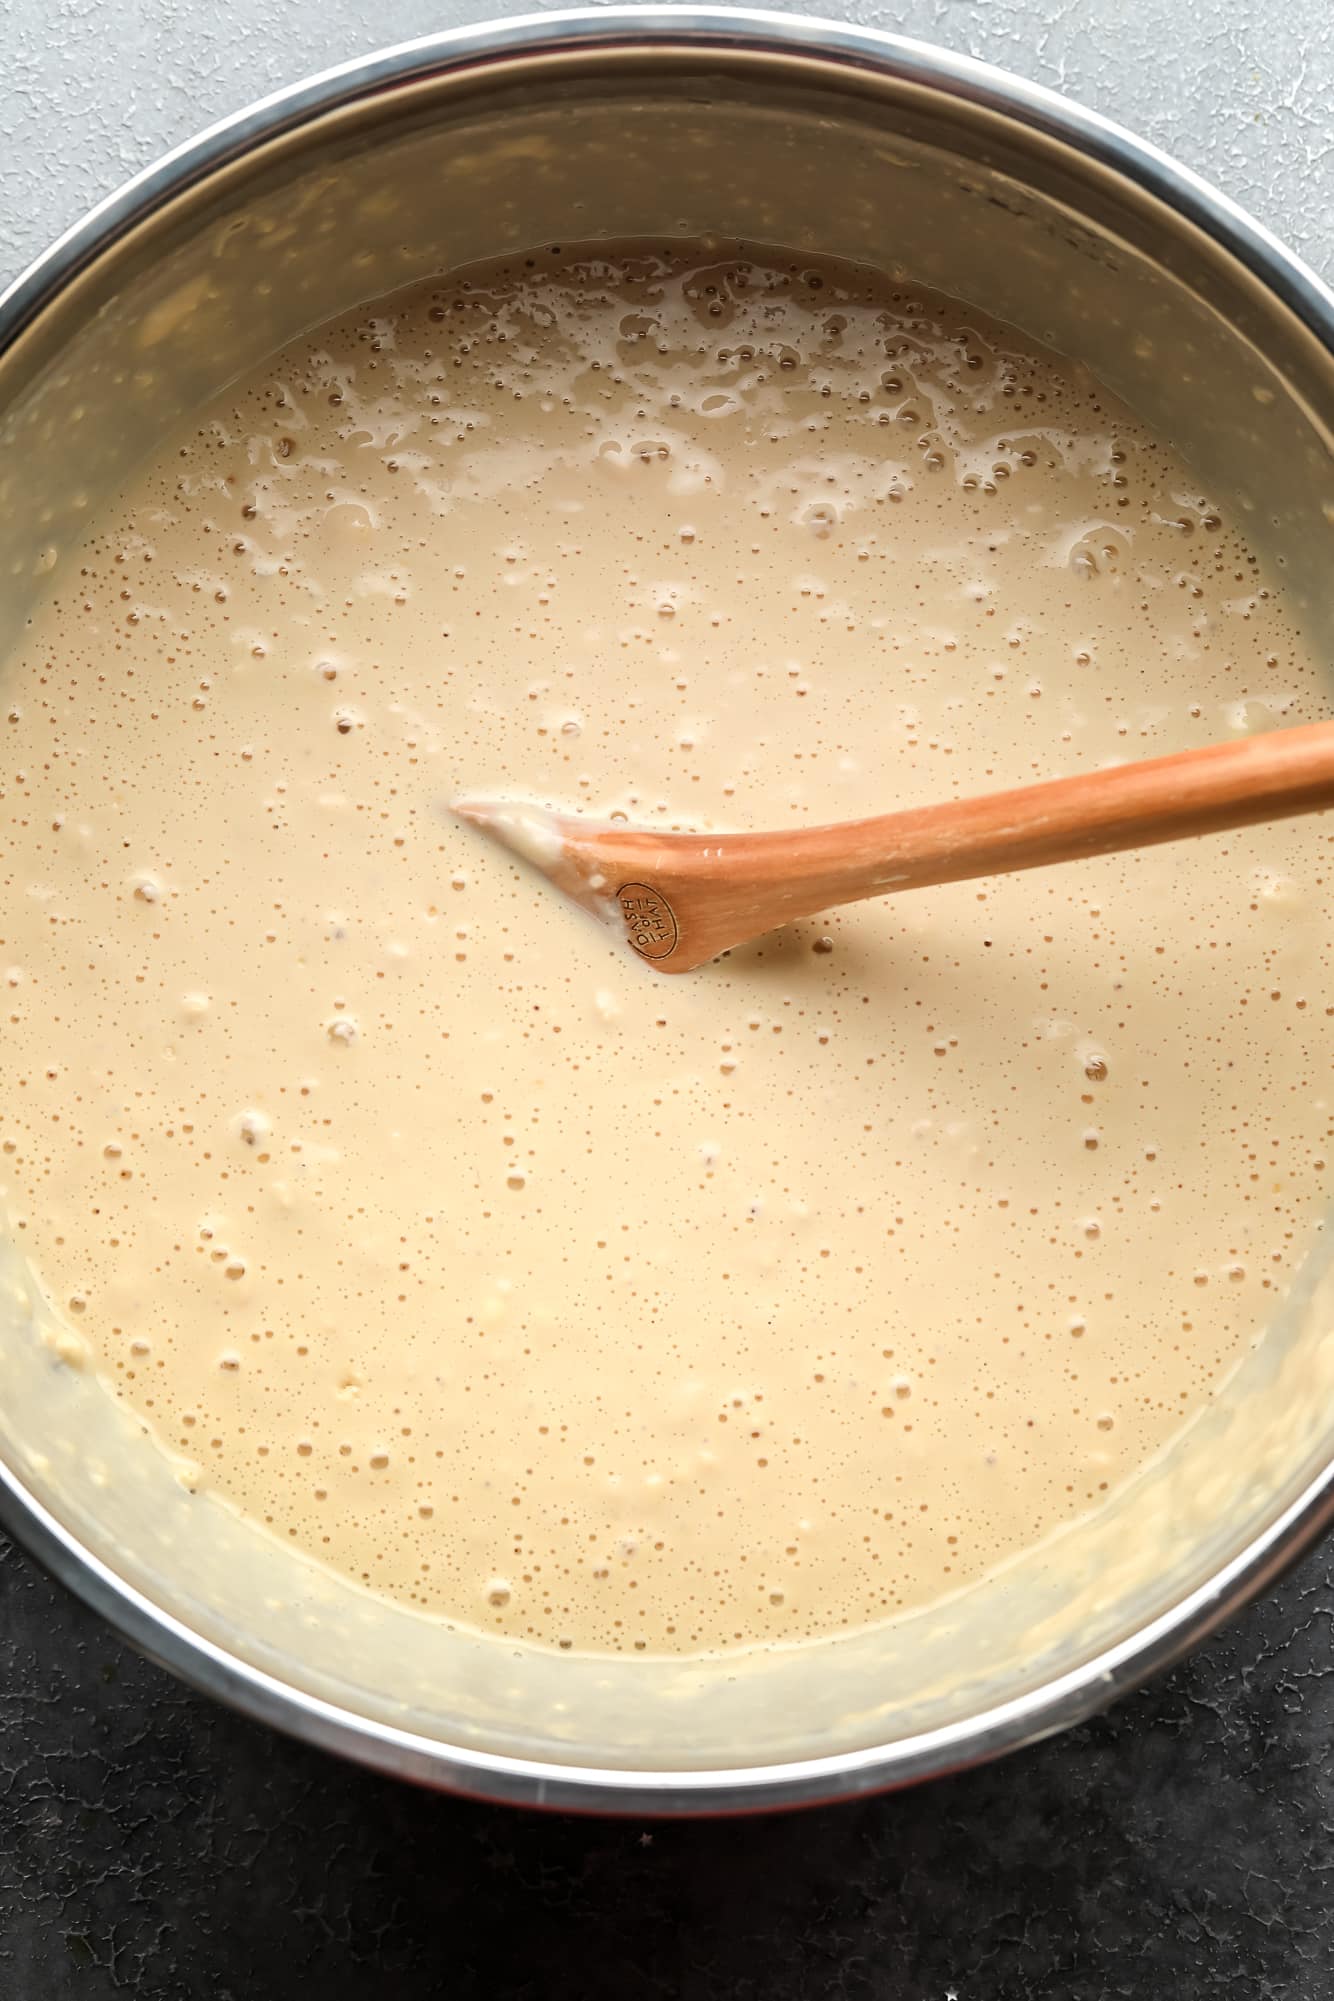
left=708, top=717, right=1334, bottom=917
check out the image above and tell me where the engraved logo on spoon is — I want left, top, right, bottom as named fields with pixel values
left=616, top=882, right=678, bottom=960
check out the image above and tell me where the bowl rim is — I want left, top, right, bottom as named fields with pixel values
left=1, top=5, right=1332, bottom=1815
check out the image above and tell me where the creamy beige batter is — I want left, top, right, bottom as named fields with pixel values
left=1, top=242, right=1329, bottom=1657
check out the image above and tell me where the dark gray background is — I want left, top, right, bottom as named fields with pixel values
left=1, top=3, right=1331, bottom=1995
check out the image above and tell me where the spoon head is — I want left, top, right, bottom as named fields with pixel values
left=451, top=797, right=715, bottom=971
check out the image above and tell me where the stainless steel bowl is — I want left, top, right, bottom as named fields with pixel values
left=1, top=8, right=1332, bottom=1814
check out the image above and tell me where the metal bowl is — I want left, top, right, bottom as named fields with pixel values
left=1, top=8, right=1332, bottom=1814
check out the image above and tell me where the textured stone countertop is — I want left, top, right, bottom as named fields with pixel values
left=0, top=4, right=1331, bottom=1996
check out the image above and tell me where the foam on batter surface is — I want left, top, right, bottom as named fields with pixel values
left=1, top=242, right=1329, bottom=1654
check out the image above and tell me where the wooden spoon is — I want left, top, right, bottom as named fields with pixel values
left=453, top=717, right=1334, bottom=975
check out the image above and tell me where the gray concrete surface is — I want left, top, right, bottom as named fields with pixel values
left=1, top=0, right=1331, bottom=296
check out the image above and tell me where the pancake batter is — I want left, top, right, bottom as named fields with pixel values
left=1, top=242, right=1329, bottom=1655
